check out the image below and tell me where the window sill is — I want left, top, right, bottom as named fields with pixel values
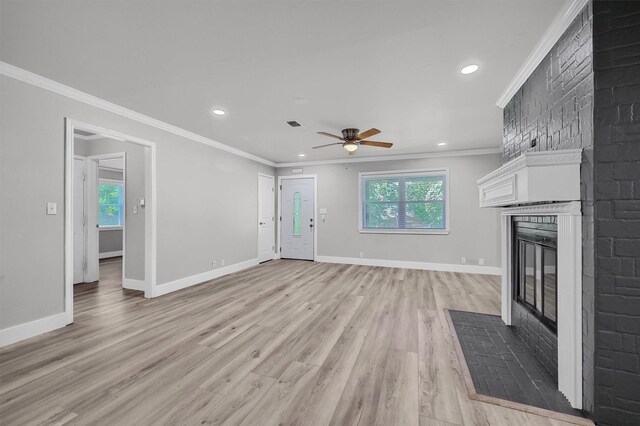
left=359, top=229, right=450, bottom=235
left=99, top=226, right=124, bottom=231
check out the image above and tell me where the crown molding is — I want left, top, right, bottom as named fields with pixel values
left=275, top=147, right=501, bottom=168
left=0, top=61, right=276, bottom=167
left=495, top=0, right=589, bottom=108
left=1, top=61, right=502, bottom=168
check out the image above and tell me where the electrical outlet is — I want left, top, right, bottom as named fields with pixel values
left=479, top=258, right=485, bottom=266
left=359, top=252, right=364, bottom=258
left=221, top=259, right=225, bottom=267
left=461, top=257, right=467, bottom=264
left=212, top=260, right=217, bottom=269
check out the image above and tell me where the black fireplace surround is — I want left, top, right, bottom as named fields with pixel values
left=513, top=217, right=558, bottom=334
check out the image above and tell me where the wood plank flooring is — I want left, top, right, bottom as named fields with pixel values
left=0, top=258, right=577, bottom=425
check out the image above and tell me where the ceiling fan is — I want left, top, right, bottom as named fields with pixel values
left=313, top=128, right=393, bottom=155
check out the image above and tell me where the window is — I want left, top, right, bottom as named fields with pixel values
left=98, top=180, right=124, bottom=227
left=359, top=170, right=448, bottom=233
left=293, top=192, right=302, bottom=236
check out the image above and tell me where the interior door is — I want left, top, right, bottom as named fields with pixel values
left=258, top=174, right=275, bottom=263
left=73, top=157, right=86, bottom=284
left=280, top=177, right=314, bottom=260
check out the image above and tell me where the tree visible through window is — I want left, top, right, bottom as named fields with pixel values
left=98, top=182, right=124, bottom=227
left=361, top=172, right=447, bottom=231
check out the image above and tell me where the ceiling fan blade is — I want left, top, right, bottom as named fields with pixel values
left=357, top=128, right=381, bottom=140
left=312, top=142, right=343, bottom=149
left=317, top=131, right=344, bottom=140
left=360, top=141, right=393, bottom=148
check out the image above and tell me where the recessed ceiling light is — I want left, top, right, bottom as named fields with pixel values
left=461, top=64, right=479, bottom=75
left=298, top=154, right=306, bottom=157
left=437, top=142, right=448, bottom=146
left=212, top=109, right=226, bottom=116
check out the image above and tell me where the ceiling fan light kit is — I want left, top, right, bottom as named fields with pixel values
left=313, top=127, right=394, bottom=155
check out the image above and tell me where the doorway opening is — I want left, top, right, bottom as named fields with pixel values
left=277, top=175, right=317, bottom=261
left=65, top=119, right=157, bottom=325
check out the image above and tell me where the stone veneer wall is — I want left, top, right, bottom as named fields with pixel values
left=502, top=4, right=595, bottom=412
left=592, top=1, right=640, bottom=425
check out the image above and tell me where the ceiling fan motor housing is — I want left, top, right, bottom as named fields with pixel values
left=341, top=128, right=360, bottom=141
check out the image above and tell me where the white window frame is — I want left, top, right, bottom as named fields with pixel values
left=98, top=178, right=125, bottom=229
left=358, top=168, right=450, bottom=235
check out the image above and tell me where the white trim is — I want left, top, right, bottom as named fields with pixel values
left=358, top=168, right=450, bottom=234
left=316, top=255, right=501, bottom=275
left=277, top=174, right=318, bottom=261
left=99, top=250, right=123, bottom=259
left=154, top=258, right=259, bottom=297
left=276, top=148, right=501, bottom=168
left=74, top=133, right=104, bottom=141
left=496, top=0, right=589, bottom=108
left=123, top=278, right=146, bottom=292
left=501, top=202, right=582, bottom=217
left=501, top=201, right=582, bottom=409
left=0, top=313, right=68, bottom=348
left=0, top=61, right=275, bottom=167
left=99, top=226, right=124, bottom=231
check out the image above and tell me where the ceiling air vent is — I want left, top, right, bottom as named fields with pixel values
left=287, top=121, right=302, bottom=128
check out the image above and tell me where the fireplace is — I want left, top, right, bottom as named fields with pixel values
left=476, top=149, right=583, bottom=409
left=513, top=217, right=557, bottom=334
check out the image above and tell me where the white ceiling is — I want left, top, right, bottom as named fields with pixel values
left=1, top=0, right=565, bottom=163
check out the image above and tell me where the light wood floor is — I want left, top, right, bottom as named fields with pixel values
left=1, top=259, right=576, bottom=425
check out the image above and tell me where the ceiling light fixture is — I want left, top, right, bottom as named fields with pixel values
left=437, top=142, right=448, bottom=146
left=344, top=142, right=358, bottom=152
left=298, top=154, right=306, bottom=157
left=212, top=109, right=226, bottom=116
left=461, top=64, right=479, bottom=75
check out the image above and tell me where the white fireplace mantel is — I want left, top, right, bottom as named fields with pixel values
left=500, top=201, right=583, bottom=409
left=477, top=149, right=581, bottom=207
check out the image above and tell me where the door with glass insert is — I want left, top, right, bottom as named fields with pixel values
left=280, top=177, right=314, bottom=260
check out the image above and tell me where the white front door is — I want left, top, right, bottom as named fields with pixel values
left=258, top=174, right=275, bottom=263
left=73, top=157, right=86, bottom=284
left=280, top=177, right=314, bottom=260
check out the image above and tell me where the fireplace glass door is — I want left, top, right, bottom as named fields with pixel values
left=514, top=219, right=557, bottom=333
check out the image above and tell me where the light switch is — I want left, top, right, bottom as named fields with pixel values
left=319, top=208, right=327, bottom=214
left=46, top=202, right=57, bottom=215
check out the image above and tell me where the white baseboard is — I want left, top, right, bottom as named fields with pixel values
left=0, top=312, right=68, bottom=348
left=315, top=255, right=502, bottom=275
left=123, top=278, right=147, bottom=292
left=99, top=250, right=123, bottom=259
left=153, top=258, right=260, bottom=297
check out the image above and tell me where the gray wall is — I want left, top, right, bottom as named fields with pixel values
left=593, top=2, right=640, bottom=425
left=75, top=138, right=146, bottom=280
left=278, top=153, right=502, bottom=268
left=502, top=3, right=595, bottom=412
left=0, top=75, right=275, bottom=330
left=99, top=230, right=123, bottom=254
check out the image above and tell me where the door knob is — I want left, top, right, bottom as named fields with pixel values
left=309, top=224, right=314, bottom=228
left=259, top=222, right=265, bottom=225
